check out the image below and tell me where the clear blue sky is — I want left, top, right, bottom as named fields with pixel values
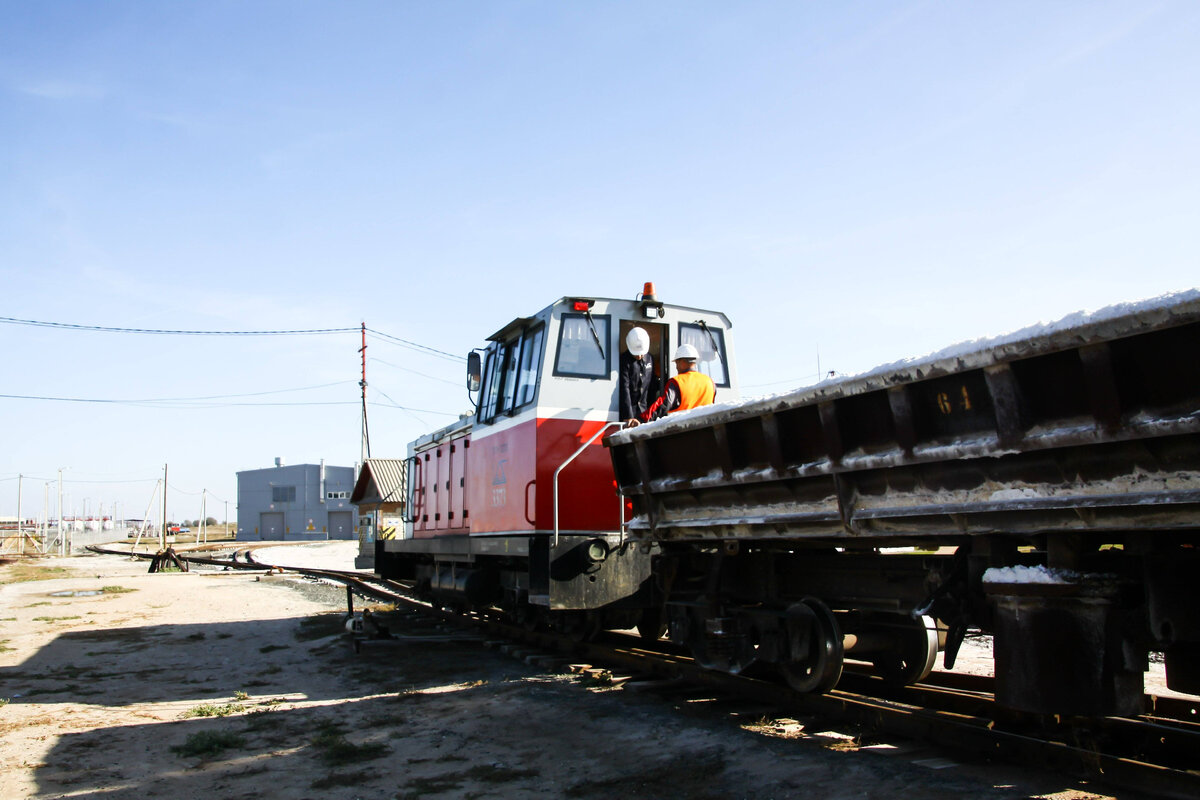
left=2, top=1, right=1197, bottom=521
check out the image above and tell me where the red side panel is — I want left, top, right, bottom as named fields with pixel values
left=412, top=453, right=429, bottom=534
left=448, top=437, right=469, bottom=528
left=464, top=420, right=538, bottom=534
left=534, top=418, right=621, bottom=532
left=434, top=444, right=450, bottom=529
left=428, top=416, right=620, bottom=537
left=413, top=433, right=472, bottom=539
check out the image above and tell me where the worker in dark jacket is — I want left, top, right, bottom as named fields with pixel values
left=628, top=343, right=715, bottom=426
left=619, top=327, right=660, bottom=424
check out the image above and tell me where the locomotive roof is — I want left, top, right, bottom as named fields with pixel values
left=486, top=296, right=733, bottom=342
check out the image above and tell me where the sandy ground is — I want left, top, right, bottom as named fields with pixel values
left=0, top=546, right=1163, bottom=800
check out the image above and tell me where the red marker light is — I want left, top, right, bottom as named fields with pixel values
left=572, top=299, right=593, bottom=312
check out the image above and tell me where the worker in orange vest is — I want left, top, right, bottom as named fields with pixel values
left=627, top=343, right=715, bottom=427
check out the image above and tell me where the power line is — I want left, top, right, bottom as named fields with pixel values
left=0, top=316, right=357, bottom=336
left=0, top=393, right=358, bottom=408
left=366, top=328, right=464, bottom=362
left=371, top=393, right=463, bottom=417
left=1, top=391, right=463, bottom=414
left=1, top=314, right=466, bottom=366
left=368, top=357, right=461, bottom=387
left=5, top=381, right=354, bottom=405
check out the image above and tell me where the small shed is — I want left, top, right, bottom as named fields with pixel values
left=350, top=458, right=407, bottom=569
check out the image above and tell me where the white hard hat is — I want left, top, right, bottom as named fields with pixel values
left=626, top=327, right=650, bottom=356
left=674, top=343, right=699, bottom=361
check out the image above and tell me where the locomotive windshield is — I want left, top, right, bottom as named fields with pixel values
left=554, top=313, right=611, bottom=378
left=477, top=324, right=545, bottom=424
left=678, top=321, right=729, bottom=387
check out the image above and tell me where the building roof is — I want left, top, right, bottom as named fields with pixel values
left=350, top=459, right=407, bottom=508
left=236, top=462, right=354, bottom=477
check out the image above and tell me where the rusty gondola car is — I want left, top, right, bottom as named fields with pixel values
left=606, top=291, right=1200, bottom=715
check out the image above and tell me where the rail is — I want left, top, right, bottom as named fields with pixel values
left=81, top=542, right=1200, bottom=797
left=553, top=421, right=624, bottom=547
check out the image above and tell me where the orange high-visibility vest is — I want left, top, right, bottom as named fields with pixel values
left=672, top=371, right=715, bottom=411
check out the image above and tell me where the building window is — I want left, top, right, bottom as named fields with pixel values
left=326, top=491, right=347, bottom=500
left=272, top=486, right=296, bottom=503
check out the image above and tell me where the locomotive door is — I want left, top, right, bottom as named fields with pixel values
left=448, top=436, right=468, bottom=529
left=618, top=320, right=669, bottom=407
left=408, top=455, right=428, bottom=534
left=434, top=445, right=450, bottom=529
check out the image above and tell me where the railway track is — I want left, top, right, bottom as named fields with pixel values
left=87, top=542, right=1200, bottom=798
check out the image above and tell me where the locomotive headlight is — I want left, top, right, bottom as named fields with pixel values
left=585, top=539, right=609, bottom=564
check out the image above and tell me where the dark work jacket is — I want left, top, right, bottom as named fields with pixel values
left=619, top=352, right=660, bottom=421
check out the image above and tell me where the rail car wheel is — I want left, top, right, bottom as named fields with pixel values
left=872, top=614, right=939, bottom=687
left=779, top=598, right=844, bottom=694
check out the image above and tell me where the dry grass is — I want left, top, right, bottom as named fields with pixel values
left=171, top=729, right=246, bottom=758
left=0, top=563, right=74, bottom=584
left=184, top=702, right=244, bottom=718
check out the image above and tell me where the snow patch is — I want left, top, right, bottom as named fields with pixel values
left=609, top=289, right=1200, bottom=444
left=987, top=488, right=1042, bottom=501
left=982, top=565, right=1075, bottom=584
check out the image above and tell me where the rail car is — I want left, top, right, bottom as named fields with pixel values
left=375, top=284, right=738, bottom=639
left=606, top=290, right=1200, bottom=716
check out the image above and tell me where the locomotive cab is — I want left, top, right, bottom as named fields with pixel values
left=376, top=285, right=737, bottom=634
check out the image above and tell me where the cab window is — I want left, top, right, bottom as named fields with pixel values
left=678, top=322, right=729, bottom=387
left=477, top=325, right=545, bottom=424
left=554, top=313, right=610, bottom=378
left=477, top=343, right=509, bottom=422
left=515, top=326, right=545, bottom=406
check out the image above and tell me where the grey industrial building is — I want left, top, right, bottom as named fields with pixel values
left=236, top=460, right=358, bottom=541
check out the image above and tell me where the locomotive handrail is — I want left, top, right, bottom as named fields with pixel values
left=554, top=421, right=624, bottom=547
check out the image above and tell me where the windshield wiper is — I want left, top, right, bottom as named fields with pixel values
left=585, top=309, right=605, bottom=359
left=697, top=320, right=721, bottom=359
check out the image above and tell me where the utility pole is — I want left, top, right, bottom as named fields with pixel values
left=17, top=474, right=22, bottom=555
left=201, top=489, right=207, bottom=544
left=360, top=321, right=370, bottom=464
left=161, top=463, right=168, bottom=549
left=224, top=499, right=229, bottom=538
left=42, top=482, right=49, bottom=554
left=57, top=468, right=64, bottom=556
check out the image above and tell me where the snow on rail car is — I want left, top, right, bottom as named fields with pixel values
left=606, top=290, right=1200, bottom=715
left=374, top=283, right=738, bottom=639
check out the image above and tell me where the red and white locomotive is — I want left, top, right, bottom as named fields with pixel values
left=375, top=284, right=737, bottom=637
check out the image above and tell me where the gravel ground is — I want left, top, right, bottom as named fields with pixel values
left=0, top=545, right=1171, bottom=800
